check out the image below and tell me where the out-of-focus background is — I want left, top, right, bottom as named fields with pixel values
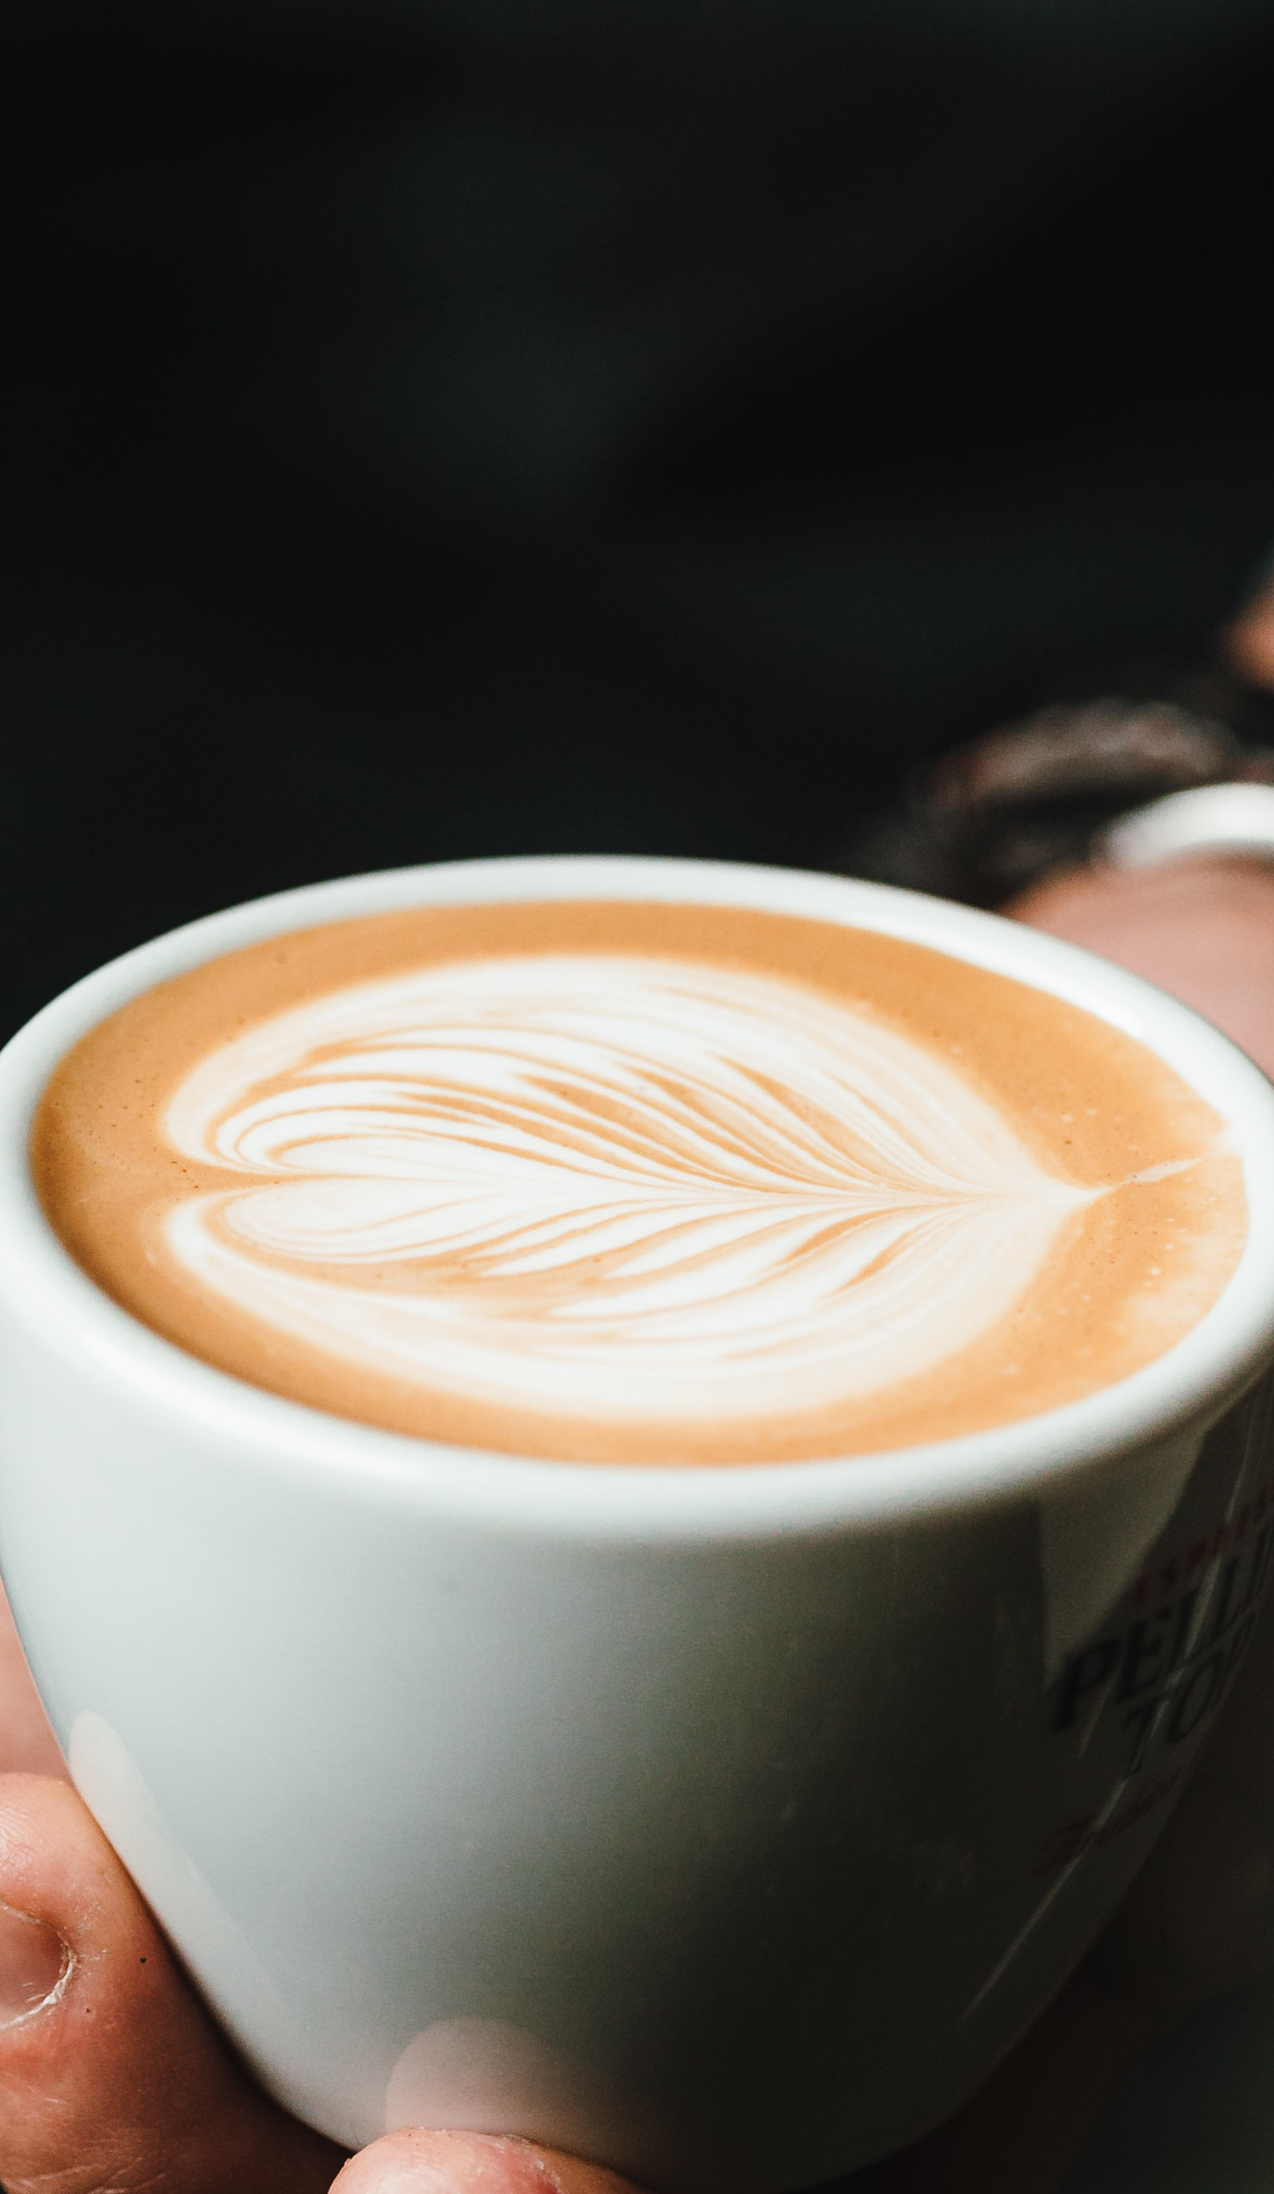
left=3, top=2, right=1274, bottom=1048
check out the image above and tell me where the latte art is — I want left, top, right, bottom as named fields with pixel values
left=34, top=897, right=1246, bottom=1462
left=162, top=957, right=1091, bottom=1425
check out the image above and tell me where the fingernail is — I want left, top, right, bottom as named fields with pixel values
left=333, top=2130, right=568, bottom=2193
left=0, top=1900, right=72, bottom=2028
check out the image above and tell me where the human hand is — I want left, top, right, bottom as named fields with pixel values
left=6, top=852, right=1274, bottom=2194
left=1010, top=853, right=1274, bottom=1082
left=5, top=1535, right=1271, bottom=2194
left=2, top=1592, right=649, bottom=2194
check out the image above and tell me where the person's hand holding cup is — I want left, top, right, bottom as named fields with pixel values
left=6, top=854, right=1274, bottom=2194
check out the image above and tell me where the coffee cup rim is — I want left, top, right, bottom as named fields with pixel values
left=4, top=852, right=1274, bottom=1540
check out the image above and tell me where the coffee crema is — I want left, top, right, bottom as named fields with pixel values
left=32, top=900, right=1245, bottom=1464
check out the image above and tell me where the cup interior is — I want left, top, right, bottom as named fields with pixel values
left=4, top=853, right=1274, bottom=1534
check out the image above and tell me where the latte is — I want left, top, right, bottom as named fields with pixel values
left=32, top=899, right=1245, bottom=1464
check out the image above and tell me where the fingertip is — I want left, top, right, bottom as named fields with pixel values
left=334, top=2130, right=646, bottom=2194
left=0, top=1771, right=343, bottom=2193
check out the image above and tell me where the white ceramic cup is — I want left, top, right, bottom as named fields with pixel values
left=4, top=855, right=1274, bottom=2193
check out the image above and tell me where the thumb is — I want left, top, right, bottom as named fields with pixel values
left=0, top=1771, right=344, bottom=2193
left=333, top=2130, right=648, bottom=2194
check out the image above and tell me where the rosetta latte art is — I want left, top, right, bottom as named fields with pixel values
left=159, top=954, right=1096, bottom=1428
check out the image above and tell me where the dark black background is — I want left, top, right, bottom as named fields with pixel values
left=4, top=3, right=1274, bottom=1042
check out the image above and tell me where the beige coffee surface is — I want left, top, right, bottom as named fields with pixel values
left=32, top=901, right=1245, bottom=1464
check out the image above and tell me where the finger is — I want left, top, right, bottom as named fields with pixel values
left=0, top=1772, right=345, bottom=2194
left=333, top=2131, right=647, bottom=2194
left=0, top=1585, right=65, bottom=1778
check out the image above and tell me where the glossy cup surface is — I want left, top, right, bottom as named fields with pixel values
left=3, top=857, right=1274, bottom=2191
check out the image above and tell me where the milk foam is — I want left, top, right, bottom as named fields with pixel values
left=160, top=954, right=1094, bottom=1426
